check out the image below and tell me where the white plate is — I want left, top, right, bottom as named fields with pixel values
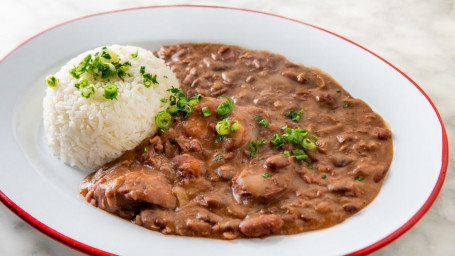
left=0, top=5, right=448, bottom=256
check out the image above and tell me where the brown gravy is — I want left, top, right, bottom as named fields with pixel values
left=80, top=43, right=393, bottom=239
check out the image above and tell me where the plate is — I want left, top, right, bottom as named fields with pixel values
left=0, top=5, right=448, bottom=256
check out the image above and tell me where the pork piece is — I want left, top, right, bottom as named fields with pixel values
left=172, top=154, right=205, bottom=177
left=239, top=214, right=283, bottom=237
left=232, top=169, right=289, bottom=203
left=80, top=163, right=176, bottom=218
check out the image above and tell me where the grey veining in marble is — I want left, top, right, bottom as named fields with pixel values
left=0, top=0, right=454, bottom=255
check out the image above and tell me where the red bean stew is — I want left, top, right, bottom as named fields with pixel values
left=80, top=43, right=393, bottom=239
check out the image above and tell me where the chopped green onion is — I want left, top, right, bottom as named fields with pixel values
left=231, top=120, right=240, bottom=133
left=70, top=54, right=91, bottom=79
left=163, top=75, right=168, bottom=79
left=103, top=84, right=118, bottom=100
left=254, top=116, right=269, bottom=127
left=74, top=77, right=88, bottom=89
left=81, top=85, right=95, bottom=99
left=160, top=98, right=168, bottom=103
left=262, top=172, right=272, bottom=178
left=217, top=98, right=234, bottom=116
left=144, top=147, right=148, bottom=153
left=296, top=154, right=308, bottom=160
left=312, top=135, right=319, bottom=141
left=169, top=137, right=176, bottom=144
left=249, top=140, right=267, bottom=158
left=202, top=106, right=211, bottom=117
left=140, top=66, right=159, bottom=88
left=46, top=75, right=59, bottom=87
left=307, top=164, right=313, bottom=169
left=131, top=50, right=138, bottom=58
left=284, top=108, right=304, bottom=122
left=189, top=94, right=202, bottom=106
left=322, top=175, right=327, bottom=179
left=143, top=73, right=158, bottom=88
left=354, top=176, right=364, bottom=181
left=292, top=149, right=308, bottom=160
left=302, top=138, right=317, bottom=150
left=216, top=119, right=231, bottom=135
left=282, top=128, right=308, bottom=146
left=167, top=106, right=180, bottom=115
left=214, top=155, right=224, bottom=161
left=215, top=134, right=225, bottom=144
left=336, top=89, right=341, bottom=93
left=155, top=111, right=172, bottom=131
left=343, top=103, right=350, bottom=108
left=271, top=134, right=284, bottom=148
left=284, top=150, right=291, bottom=157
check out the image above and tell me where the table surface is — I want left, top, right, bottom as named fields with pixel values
left=1, top=0, right=454, bottom=255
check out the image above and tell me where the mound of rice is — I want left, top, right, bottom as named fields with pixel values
left=43, top=45, right=178, bottom=171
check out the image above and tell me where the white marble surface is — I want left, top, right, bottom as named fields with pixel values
left=0, top=0, right=454, bottom=255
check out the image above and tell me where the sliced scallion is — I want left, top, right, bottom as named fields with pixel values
left=46, top=75, right=59, bottom=87
left=103, top=84, right=118, bottom=100
left=217, top=98, right=234, bottom=116
left=155, top=111, right=172, bottom=131
left=202, top=106, right=211, bottom=117
left=216, top=119, right=231, bottom=135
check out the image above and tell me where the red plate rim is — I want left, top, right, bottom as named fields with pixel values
left=0, top=5, right=449, bottom=256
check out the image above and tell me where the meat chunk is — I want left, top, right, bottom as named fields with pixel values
left=172, top=154, right=205, bottom=177
left=232, top=169, right=288, bottom=203
left=80, top=164, right=177, bottom=218
left=239, top=214, right=283, bottom=237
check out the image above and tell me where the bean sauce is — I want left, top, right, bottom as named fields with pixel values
left=80, top=43, right=393, bottom=239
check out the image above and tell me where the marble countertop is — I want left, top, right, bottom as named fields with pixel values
left=0, top=0, right=453, bottom=255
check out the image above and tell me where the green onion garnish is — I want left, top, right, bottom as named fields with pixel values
left=81, top=85, right=95, bottom=99
left=214, top=155, right=224, bottom=161
left=284, top=150, right=291, bottom=157
left=284, top=108, right=304, bottom=122
left=253, top=116, right=269, bottom=127
left=169, top=137, right=176, bottom=144
left=292, top=149, right=308, bottom=160
left=155, top=111, right=172, bottom=131
left=46, top=75, right=59, bottom=87
left=249, top=140, right=267, bottom=158
left=322, top=175, right=327, bottom=179
left=140, top=66, right=159, bottom=88
left=217, top=98, right=234, bottom=116
left=74, top=77, right=88, bottom=89
left=343, top=103, right=350, bottom=108
left=271, top=134, right=284, bottom=148
left=160, top=98, right=168, bottom=103
left=70, top=54, right=91, bottom=79
left=144, top=147, right=148, bottom=152
left=302, top=138, right=317, bottom=150
left=216, top=119, right=231, bottom=135
left=103, top=84, right=118, bottom=100
left=354, top=176, right=364, bottom=181
left=230, top=120, right=240, bottom=133
left=131, top=50, right=138, bottom=58
left=262, top=172, right=272, bottom=178
left=307, top=164, right=313, bottom=169
left=202, top=106, right=211, bottom=117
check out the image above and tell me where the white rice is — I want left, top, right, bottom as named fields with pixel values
left=43, top=45, right=178, bottom=171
